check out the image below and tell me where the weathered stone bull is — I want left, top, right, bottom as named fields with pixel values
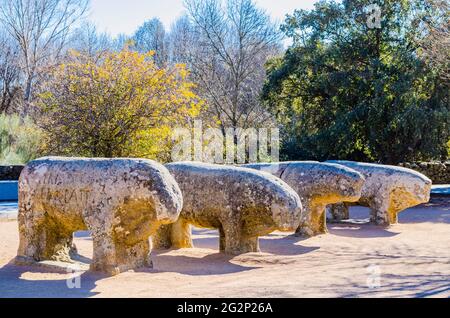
left=327, top=161, right=432, bottom=225
left=153, top=162, right=302, bottom=255
left=244, top=162, right=365, bottom=236
left=16, top=157, right=183, bottom=276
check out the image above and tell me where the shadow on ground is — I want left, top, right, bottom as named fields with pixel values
left=325, top=206, right=399, bottom=238
left=79, top=229, right=258, bottom=275
left=151, top=252, right=259, bottom=275
left=259, top=235, right=319, bottom=256
left=400, top=197, right=450, bottom=224
left=338, top=273, right=450, bottom=298
left=328, top=223, right=400, bottom=239
left=185, top=228, right=320, bottom=256
left=0, top=260, right=101, bottom=298
left=326, top=200, right=450, bottom=236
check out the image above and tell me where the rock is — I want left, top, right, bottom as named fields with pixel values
left=153, top=162, right=302, bottom=255
left=328, top=161, right=432, bottom=226
left=244, top=162, right=365, bottom=237
left=16, top=157, right=183, bottom=276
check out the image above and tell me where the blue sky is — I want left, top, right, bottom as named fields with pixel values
left=88, top=0, right=319, bottom=36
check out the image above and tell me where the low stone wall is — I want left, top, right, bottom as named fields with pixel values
left=0, top=181, right=19, bottom=201
left=0, top=165, right=25, bottom=181
left=399, top=162, right=450, bottom=185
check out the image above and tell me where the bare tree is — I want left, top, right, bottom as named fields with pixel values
left=133, top=18, right=168, bottom=67
left=111, top=34, right=131, bottom=52
left=168, top=15, right=195, bottom=64
left=0, top=32, right=21, bottom=114
left=70, top=23, right=112, bottom=61
left=0, top=0, right=89, bottom=109
left=183, top=0, right=282, bottom=134
left=418, top=0, right=449, bottom=81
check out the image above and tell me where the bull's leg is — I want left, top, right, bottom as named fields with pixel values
left=16, top=206, right=75, bottom=264
left=219, top=227, right=226, bottom=252
left=91, top=233, right=152, bottom=276
left=16, top=203, right=46, bottom=264
left=295, top=221, right=314, bottom=237
left=90, top=234, right=121, bottom=275
left=152, top=224, right=173, bottom=250
left=370, top=199, right=391, bottom=226
left=308, top=204, right=328, bottom=235
left=221, top=219, right=243, bottom=255
left=329, top=203, right=350, bottom=221
left=295, top=202, right=314, bottom=237
left=239, top=236, right=260, bottom=253
left=114, top=239, right=152, bottom=273
left=389, top=210, right=399, bottom=225
left=386, top=200, right=399, bottom=225
left=295, top=202, right=326, bottom=237
left=153, top=219, right=193, bottom=250
left=170, top=218, right=194, bottom=249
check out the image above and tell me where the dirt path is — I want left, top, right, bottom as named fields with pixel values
left=1, top=202, right=449, bottom=298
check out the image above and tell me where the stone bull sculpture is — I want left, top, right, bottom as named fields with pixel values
left=153, top=162, right=302, bottom=255
left=244, top=162, right=365, bottom=237
left=16, top=157, right=183, bottom=276
left=327, top=161, right=432, bottom=226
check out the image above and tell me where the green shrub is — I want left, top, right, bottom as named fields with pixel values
left=0, top=114, right=44, bottom=164
left=447, top=140, right=450, bottom=159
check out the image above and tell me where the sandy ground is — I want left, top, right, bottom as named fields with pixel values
left=0, top=198, right=449, bottom=298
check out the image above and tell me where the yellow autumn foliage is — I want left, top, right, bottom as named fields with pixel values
left=38, top=49, right=203, bottom=160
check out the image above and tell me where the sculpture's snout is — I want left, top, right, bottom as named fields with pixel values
left=273, top=195, right=302, bottom=232
left=338, top=172, right=365, bottom=202
left=153, top=183, right=183, bottom=224
left=418, top=179, right=432, bottom=204
left=155, top=200, right=182, bottom=224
